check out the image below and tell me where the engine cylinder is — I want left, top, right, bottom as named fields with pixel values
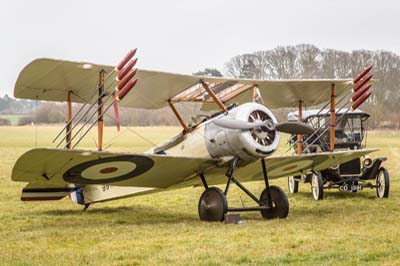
left=204, top=103, right=280, bottom=162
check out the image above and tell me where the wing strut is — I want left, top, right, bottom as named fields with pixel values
left=98, top=70, right=106, bottom=151
left=168, top=100, right=189, bottom=133
left=52, top=49, right=137, bottom=149
left=200, top=79, right=227, bottom=112
left=297, top=100, right=303, bottom=154
left=329, top=83, right=336, bottom=152
left=59, top=50, right=138, bottom=149
left=66, top=91, right=73, bottom=149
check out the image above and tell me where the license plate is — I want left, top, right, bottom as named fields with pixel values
left=339, top=185, right=363, bottom=191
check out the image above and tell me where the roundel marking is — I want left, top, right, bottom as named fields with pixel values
left=80, top=161, right=136, bottom=180
left=100, top=167, right=118, bottom=174
left=63, top=155, right=154, bottom=184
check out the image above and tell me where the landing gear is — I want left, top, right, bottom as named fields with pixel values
left=260, top=186, right=289, bottom=219
left=198, top=187, right=227, bottom=222
left=311, top=172, right=323, bottom=200
left=197, top=158, right=289, bottom=222
left=376, top=167, right=389, bottom=198
left=288, top=176, right=299, bottom=193
left=82, top=203, right=91, bottom=211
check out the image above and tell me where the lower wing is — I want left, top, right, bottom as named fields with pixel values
left=174, top=149, right=377, bottom=187
left=12, top=148, right=217, bottom=188
left=265, top=149, right=377, bottom=178
left=12, top=148, right=375, bottom=202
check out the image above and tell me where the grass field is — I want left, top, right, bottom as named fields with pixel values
left=0, top=115, right=25, bottom=125
left=0, top=126, right=399, bottom=266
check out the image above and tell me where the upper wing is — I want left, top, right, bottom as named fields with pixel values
left=174, top=149, right=377, bottom=187
left=14, top=58, right=353, bottom=109
left=12, top=148, right=217, bottom=188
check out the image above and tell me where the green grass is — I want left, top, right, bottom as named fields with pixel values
left=0, top=126, right=399, bottom=266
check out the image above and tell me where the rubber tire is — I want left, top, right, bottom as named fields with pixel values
left=259, top=186, right=289, bottom=219
left=288, top=176, right=299, bottom=193
left=311, top=172, right=323, bottom=200
left=198, top=187, right=227, bottom=222
left=351, top=181, right=358, bottom=193
left=376, top=167, right=390, bottom=198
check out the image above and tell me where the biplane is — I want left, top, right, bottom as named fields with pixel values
left=11, top=50, right=377, bottom=222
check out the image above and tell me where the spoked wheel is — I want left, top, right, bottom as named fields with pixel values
left=311, top=172, right=323, bottom=200
left=198, top=187, right=227, bottom=222
left=376, top=167, right=390, bottom=198
left=288, top=176, right=299, bottom=193
left=259, top=186, right=289, bottom=219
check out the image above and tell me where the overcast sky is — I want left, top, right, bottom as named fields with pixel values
left=1, top=0, right=399, bottom=96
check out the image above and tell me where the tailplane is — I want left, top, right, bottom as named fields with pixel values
left=21, top=183, right=156, bottom=206
left=21, top=183, right=77, bottom=201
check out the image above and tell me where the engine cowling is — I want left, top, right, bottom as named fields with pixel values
left=204, top=103, right=280, bottom=162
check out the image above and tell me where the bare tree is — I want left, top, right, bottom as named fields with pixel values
left=225, top=55, right=246, bottom=78
left=223, top=45, right=400, bottom=129
left=265, top=46, right=299, bottom=79
left=320, top=49, right=352, bottom=78
left=296, top=44, right=321, bottom=79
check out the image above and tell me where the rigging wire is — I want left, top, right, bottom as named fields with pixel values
left=52, top=67, right=119, bottom=144
left=56, top=79, right=119, bottom=148
left=69, top=92, right=156, bottom=149
left=35, top=96, right=38, bottom=147
left=52, top=89, right=99, bottom=143
left=59, top=78, right=206, bottom=149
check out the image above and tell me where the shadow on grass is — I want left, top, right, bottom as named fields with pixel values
left=290, top=190, right=378, bottom=200
left=287, top=189, right=384, bottom=219
left=28, top=189, right=382, bottom=227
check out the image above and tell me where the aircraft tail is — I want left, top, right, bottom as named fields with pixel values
left=79, top=185, right=156, bottom=204
left=20, top=183, right=156, bottom=205
left=68, top=187, right=86, bottom=205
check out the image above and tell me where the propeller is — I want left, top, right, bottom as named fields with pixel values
left=274, top=122, right=314, bottom=135
left=212, top=118, right=314, bottom=135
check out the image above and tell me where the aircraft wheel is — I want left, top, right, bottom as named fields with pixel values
left=259, top=186, right=289, bottom=219
left=311, top=172, right=323, bottom=200
left=376, top=167, right=389, bottom=198
left=288, top=176, right=299, bottom=193
left=198, top=187, right=227, bottom=222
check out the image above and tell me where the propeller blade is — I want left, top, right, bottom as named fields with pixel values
left=212, top=119, right=265, bottom=130
left=275, top=122, right=314, bottom=135
left=213, top=119, right=314, bottom=135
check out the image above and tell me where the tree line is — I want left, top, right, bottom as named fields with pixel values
left=224, top=44, right=400, bottom=128
left=2, top=44, right=399, bottom=128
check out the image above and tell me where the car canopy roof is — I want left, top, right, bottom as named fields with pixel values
left=288, top=108, right=370, bottom=121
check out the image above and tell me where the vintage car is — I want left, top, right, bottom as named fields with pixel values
left=287, top=108, right=389, bottom=200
